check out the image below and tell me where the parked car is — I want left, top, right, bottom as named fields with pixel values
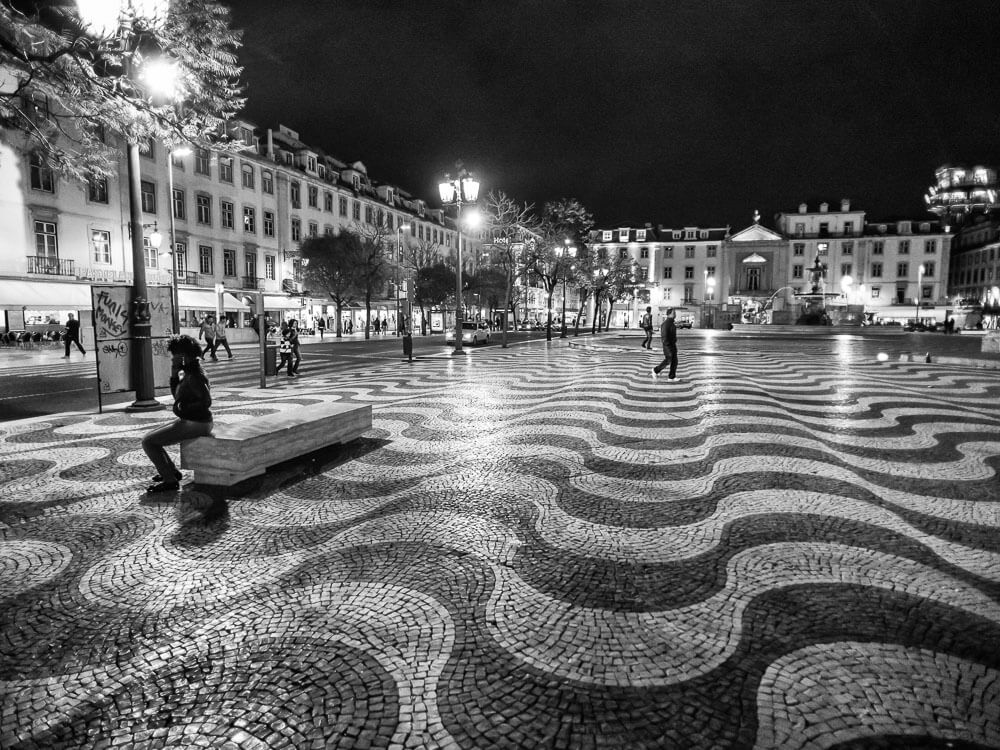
left=676, top=319, right=693, bottom=329
left=445, top=322, right=491, bottom=345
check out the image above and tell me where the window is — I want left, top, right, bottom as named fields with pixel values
left=308, top=221, right=318, bottom=237
left=245, top=251, right=256, bottom=278
left=324, top=224, right=334, bottom=236
left=684, top=230, right=695, bottom=239
left=924, top=239, right=937, bottom=253
left=794, top=223, right=805, bottom=237
left=173, top=241, right=187, bottom=274
left=706, top=265, right=716, bottom=277
left=140, top=180, right=156, bottom=213
left=663, top=267, right=673, bottom=279
left=923, top=262, right=935, bottom=277
left=899, top=240, right=910, bottom=254
left=339, top=196, right=348, bottom=216
left=239, top=126, right=254, bottom=147
left=844, top=221, right=853, bottom=235
left=873, top=240, right=884, bottom=255
left=243, top=206, right=255, bottom=233
left=842, top=241, right=853, bottom=255
left=386, top=213, right=393, bottom=231
left=897, top=262, right=909, bottom=277
left=195, top=148, right=211, bottom=176
left=172, top=188, right=185, bottom=220
left=602, top=230, right=612, bottom=241
left=290, top=181, right=301, bottom=208
left=817, top=242, right=828, bottom=255
left=219, top=157, right=233, bottom=183
left=308, top=185, right=318, bottom=208
left=841, top=263, right=852, bottom=277
left=352, top=201, right=361, bottom=220
left=143, top=236, right=158, bottom=268
left=619, top=248, right=628, bottom=259
left=324, top=192, right=333, bottom=212
left=92, top=230, right=111, bottom=264
left=34, top=220, right=57, bottom=257
left=793, top=242, right=805, bottom=256
left=263, top=210, right=274, bottom=238
left=872, top=262, right=883, bottom=277
left=871, top=286, right=880, bottom=298
left=684, top=266, right=694, bottom=279
left=819, top=222, right=829, bottom=236
left=241, top=163, right=254, bottom=189
left=640, top=247, right=649, bottom=258
left=707, top=245, right=717, bottom=258
left=171, top=151, right=186, bottom=169
left=142, top=138, right=155, bottom=160
left=291, top=218, right=301, bottom=242
left=684, top=246, right=695, bottom=258
left=619, top=230, right=629, bottom=242
left=664, top=246, right=674, bottom=259
left=365, top=206, right=373, bottom=224
left=196, top=194, right=212, bottom=225
left=223, top=249, right=236, bottom=276
left=199, top=245, right=213, bottom=274
left=265, top=255, right=275, bottom=280
left=262, top=169, right=273, bottom=194
left=636, top=229, right=646, bottom=241
left=792, top=265, right=803, bottom=279
left=221, top=200, right=234, bottom=230
left=87, top=176, right=108, bottom=203
left=306, top=155, right=316, bottom=172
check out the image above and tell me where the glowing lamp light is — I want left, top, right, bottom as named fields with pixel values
left=147, top=228, right=163, bottom=249
left=142, top=58, right=181, bottom=99
left=877, top=352, right=889, bottom=362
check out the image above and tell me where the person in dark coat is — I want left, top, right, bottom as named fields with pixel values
left=287, top=319, right=301, bottom=376
left=142, top=335, right=213, bottom=494
left=62, top=312, right=86, bottom=357
left=651, top=307, right=679, bottom=381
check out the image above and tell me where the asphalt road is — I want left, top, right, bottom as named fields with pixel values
left=0, top=327, right=569, bottom=422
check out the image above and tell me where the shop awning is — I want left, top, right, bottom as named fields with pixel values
left=176, top=288, right=247, bottom=312
left=0, top=279, right=96, bottom=309
left=264, top=294, right=305, bottom=309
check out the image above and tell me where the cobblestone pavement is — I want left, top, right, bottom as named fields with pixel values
left=2, top=334, right=999, bottom=749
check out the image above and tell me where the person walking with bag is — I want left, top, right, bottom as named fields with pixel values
left=198, top=314, right=217, bottom=361
left=651, top=307, right=679, bottom=381
left=213, top=315, right=233, bottom=359
left=286, top=319, right=301, bottom=377
left=640, top=306, right=654, bottom=349
left=142, top=335, right=213, bottom=494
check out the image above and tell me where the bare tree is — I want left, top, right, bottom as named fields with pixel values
left=352, top=221, right=392, bottom=339
left=298, top=233, right=365, bottom=337
left=480, top=190, right=537, bottom=347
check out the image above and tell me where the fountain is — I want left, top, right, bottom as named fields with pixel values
left=791, top=256, right=862, bottom=326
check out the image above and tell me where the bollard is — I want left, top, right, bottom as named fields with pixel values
left=403, top=333, right=413, bottom=362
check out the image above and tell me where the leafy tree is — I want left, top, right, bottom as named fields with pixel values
left=299, top=232, right=365, bottom=337
left=414, top=262, right=454, bottom=335
left=0, top=0, right=245, bottom=181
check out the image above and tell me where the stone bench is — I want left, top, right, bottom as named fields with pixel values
left=180, top=402, right=372, bottom=486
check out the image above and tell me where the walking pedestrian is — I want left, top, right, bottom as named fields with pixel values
left=641, top=306, right=654, bottom=349
left=346, top=319, right=353, bottom=335
left=381, top=317, right=388, bottom=335
left=62, top=312, right=86, bottom=358
left=198, top=314, right=217, bottom=361
left=287, top=319, right=301, bottom=377
left=277, top=329, right=293, bottom=375
left=317, top=317, right=325, bottom=339
left=651, top=307, right=679, bottom=381
left=213, top=315, right=233, bottom=359
left=142, top=335, right=212, bottom=494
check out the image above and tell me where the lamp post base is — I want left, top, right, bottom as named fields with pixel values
left=452, top=347, right=466, bottom=356
left=125, top=399, right=166, bottom=413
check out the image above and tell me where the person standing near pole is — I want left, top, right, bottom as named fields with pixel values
left=62, top=312, right=86, bottom=358
left=651, top=307, right=679, bottom=381
left=287, top=319, right=301, bottom=377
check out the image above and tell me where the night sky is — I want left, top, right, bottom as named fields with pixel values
left=226, top=1, right=1000, bottom=230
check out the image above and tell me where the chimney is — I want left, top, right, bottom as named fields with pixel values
left=267, top=129, right=274, bottom=160
left=819, top=202, right=829, bottom=213
left=841, top=198, right=850, bottom=212
left=798, top=203, right=807, bottom=214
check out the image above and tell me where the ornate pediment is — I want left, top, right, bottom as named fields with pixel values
left=729, top=224, right=783, bottom=242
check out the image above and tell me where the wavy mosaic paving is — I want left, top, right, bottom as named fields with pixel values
left=2, top=338, right=999, bottom=749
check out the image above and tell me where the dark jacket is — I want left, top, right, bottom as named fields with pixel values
left=170, top=369, right=212, bottom=422
left=66, top=318, right=80, bottom=338
left=660, top=318, right=677, bottom=347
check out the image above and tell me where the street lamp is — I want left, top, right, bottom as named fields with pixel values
left=916, top=263, right=925, bottom=323
left=556, top=239, right=577, bottom=338
left=396, top=223, right=410, bottom=338
left=76, top=0, right=171, bottom=412
left=438, top=167, right=481, bottom=355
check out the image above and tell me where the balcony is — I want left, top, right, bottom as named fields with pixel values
left=27, top=256, right=75, bottom=276
left=241, top=276, right=264, bottom=290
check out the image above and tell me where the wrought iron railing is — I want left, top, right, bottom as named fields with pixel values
left=27, top=256, right=75, bottom=276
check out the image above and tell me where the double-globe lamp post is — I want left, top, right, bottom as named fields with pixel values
left=77, top=0, right=171, bottom=411
left=438, top=169, right=480, bottom=355
left=557, top=239, right=576, bottom=339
